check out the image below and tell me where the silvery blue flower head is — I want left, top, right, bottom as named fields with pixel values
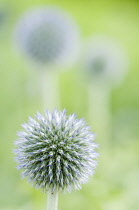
left=14, top=7, right=80, bottom=68
left=14, top=110, right=98, bottom=192
left=83, top=36, right=128, bottom=86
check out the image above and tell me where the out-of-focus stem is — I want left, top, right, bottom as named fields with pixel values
left=40, top=69, right=60, bottom=110
left=88, top=82, right=111, bottom=144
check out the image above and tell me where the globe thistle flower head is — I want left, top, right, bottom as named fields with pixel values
left=14, top=109, right=98, bottom=193
left=0, top=8, right=6, bottom=26
left=14, top=7, right=80, bottom=69
left=0, top=5, right=9, bottom=31
left=83, top=36, right=128, bottom=86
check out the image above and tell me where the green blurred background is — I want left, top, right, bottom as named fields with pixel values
left=0, top=0, right=139, bottom=209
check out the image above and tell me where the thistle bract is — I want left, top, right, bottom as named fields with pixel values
left=83, top=36, right=127, bottom=85
left=14, top=7, right=80, bottom=68
left=14, top=110, right=98, bottom=192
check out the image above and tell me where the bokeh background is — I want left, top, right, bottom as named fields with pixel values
left=0, top=0, right=139, bottom=209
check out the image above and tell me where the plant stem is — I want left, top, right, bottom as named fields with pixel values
left=47, top=190, right=58, bottom=210
left=40, top=69, right=60, bottom=110
left=88, top=82, right=112, bottom=144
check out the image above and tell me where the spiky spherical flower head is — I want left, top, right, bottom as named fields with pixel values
left=83, top=36, right=128, bottom=86
left=14, top=7, right=80, bottom=68
left=14, top=110, right=98, bottom=193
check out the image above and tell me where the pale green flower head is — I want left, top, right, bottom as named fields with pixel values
left=83, top=36, right=128, bottom=86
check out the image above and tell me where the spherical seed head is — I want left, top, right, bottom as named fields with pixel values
left=83, top=36, right=128, bottom=86
left=14, top=7, right=80, bottom=68
left=14, top=110, right=98, bottom=192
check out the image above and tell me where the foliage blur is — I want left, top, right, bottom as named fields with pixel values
left=0, top=0, right=139, bottom=209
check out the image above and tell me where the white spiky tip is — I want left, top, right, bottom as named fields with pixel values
left=83, top=35, right=128, bottom=86
left=14, top=6, right=80, bottom=69
left=14, top=109, right=98, bottom=193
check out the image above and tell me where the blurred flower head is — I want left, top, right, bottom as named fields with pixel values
left=83, top=36, right=128, bottom=85
left=0, top=9, right=6, bottom=25
left=0, top=5, right=9, bottom=31
left=14, top=7, right=80, bottom=68
left=14, top=109, right=98, bottom=192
